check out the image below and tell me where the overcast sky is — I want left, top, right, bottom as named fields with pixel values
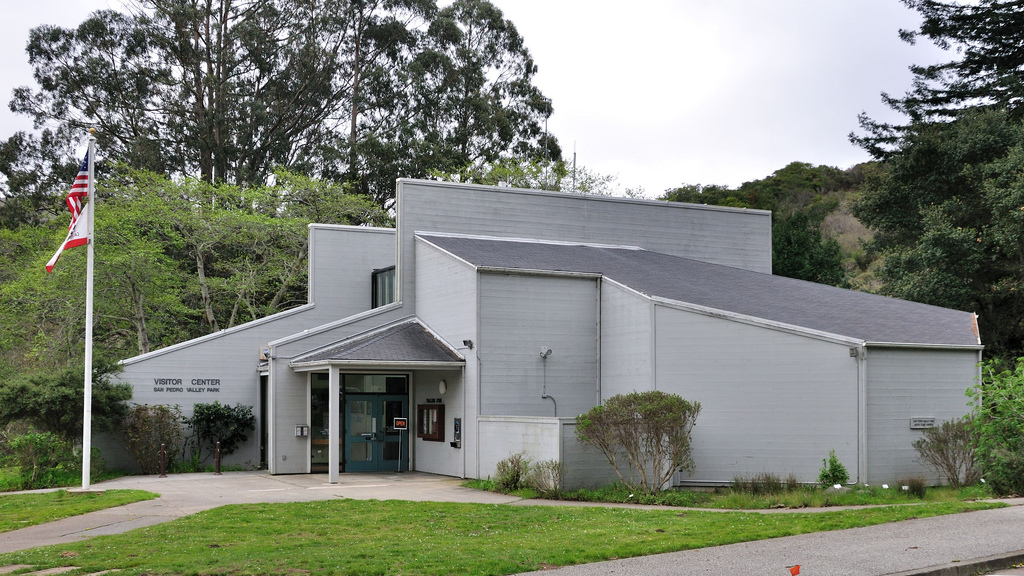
left=0, top=0, right=948, bottom=195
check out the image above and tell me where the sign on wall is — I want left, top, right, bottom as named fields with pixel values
left=151, top=378, right=223, bottom=393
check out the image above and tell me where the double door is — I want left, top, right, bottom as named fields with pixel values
left=344, top=394, right=408, bottom=472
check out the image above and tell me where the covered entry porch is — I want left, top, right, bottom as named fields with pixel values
left=288, top=320, right=465, bottom=483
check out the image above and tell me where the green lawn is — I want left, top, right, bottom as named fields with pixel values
left=0, top=499, right=1004, bottom=576
left=0, top=489, right=158, bottom=533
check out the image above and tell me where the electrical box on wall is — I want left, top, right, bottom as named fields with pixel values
left=294, top=425, right=309, bottom=437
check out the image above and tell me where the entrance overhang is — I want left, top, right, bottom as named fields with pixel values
left=287, top=318, right=464, bottom=483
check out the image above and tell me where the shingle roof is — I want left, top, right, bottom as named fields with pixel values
left=418, top=234, right=980, bottom=347
left=291, top=320, right=464, bottom=365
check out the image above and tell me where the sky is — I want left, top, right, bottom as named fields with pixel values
left=0, top=0, right=949, bottom=195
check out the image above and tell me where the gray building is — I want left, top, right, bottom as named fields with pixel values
left=111, top=180, right=982, bottom=487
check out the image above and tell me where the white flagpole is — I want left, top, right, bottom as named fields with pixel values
left=82, top=131, right=96, bottom=490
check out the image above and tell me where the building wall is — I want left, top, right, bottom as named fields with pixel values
left=865, top=347, right=980, bottom=485
left=394, top=180, right=772, bottom=318
left=600, top=280, right=653, bottom=399
left=478, top=416, right=562, bottom=480
left=308, top=225, right=395, bottom=316
left=413, top=240, right=478, bottom=477
left=411, top=369, right=465, bottom=477
left=559, top=420, right=621, bottom=489
left=652, top=304, right=860, bottom=484
left=478, top=272, right=599, bottom=418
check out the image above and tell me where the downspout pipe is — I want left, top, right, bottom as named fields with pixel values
left=540, top=348, right=557, bottom=416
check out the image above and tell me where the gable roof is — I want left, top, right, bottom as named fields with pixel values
left=417, top=233, right=980, bottom=348
left=290, top=319, right=464, bottom=368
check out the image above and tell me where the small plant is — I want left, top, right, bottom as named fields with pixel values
left=912, top=416, right=979, bottom=488
left=529, top=459, right=565, bottom=494
left=494, top=451, right=531, bottom=493
left=899, top=476, right=928, bottom=499
left=818, top=449, right=850, bottom=487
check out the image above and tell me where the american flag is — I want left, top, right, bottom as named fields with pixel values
left=45, top=152, right=92, bottom=272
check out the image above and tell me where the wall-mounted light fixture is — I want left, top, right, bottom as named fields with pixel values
left=540, top=348, right=552, bottom=359
left=438, top=379, right=448, bottom=395
left=462, top=339, right=474, bottom=350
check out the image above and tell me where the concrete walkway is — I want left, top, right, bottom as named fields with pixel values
left=0, top=471, right=1022, bottom=576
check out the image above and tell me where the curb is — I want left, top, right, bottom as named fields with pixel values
left=888, top=551, right=1024, bottom=576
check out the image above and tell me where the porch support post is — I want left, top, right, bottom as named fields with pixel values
left=329, top=366, right=340, bottom=484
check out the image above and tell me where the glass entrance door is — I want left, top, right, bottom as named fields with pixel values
left=345, top=394, right=408, bottom=472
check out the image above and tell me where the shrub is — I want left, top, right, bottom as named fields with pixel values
left=122, top=404, right=184, bottom=474
left=818, top=449, right=850, bottom=486
left=494, top=451, right=531, bottom=493
left=912, top=417, right=979, bottom=488
left=9, top=432, right=76, bottom=489
left=899, top=476, right=928, bottom=499
left=968, top=359, right=1024, bottom=496
left=732, top=472, right=785, bottom=495
left=576, top=391, right=701, bottom=494
left=0, top=359, right=131, bottom=441
left=530, top=459, right=565, bottom=494
left=183, top=401, right=255, bottom=463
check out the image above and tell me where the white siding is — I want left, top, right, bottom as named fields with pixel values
left=478, top=273, right=599, bottom=418
left=478, top=416, right=561, bottom=480
left=394, top=180, right=772, bottom=319
left=414, top=240, right=478, bottom=477
left=653, top=304, right=860, bottom=484
left=308, top=225, right=395, bottom=317
left=865, top=347, right=978, bottom=485
left=411, top=369, right=465, bottom=477
left=600, top=281, right=653, bottom=398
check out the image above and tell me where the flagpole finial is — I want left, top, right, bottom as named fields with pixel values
left=89, top=127, right=96, bottom=135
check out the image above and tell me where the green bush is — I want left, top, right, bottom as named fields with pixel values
left=183, top=401, right=255, bottom=463
left=818, top=449, right=850, bottom=486
left=494, top=451, right=531, bottom=493
left=968, top=359, right=1024, bottom=496
left=122, top=404, right=184, bottom=474
left=5, top=431, right=102, bottom=489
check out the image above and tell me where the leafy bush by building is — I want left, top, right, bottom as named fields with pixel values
left=912, top=417, right=979, bottom=488
left=818, top=449, right=849, bottom=486
left=493, top=451, right=531, bottom=493
left=122, top=404, right=184, bottom=474
left=183, top=401, right=255, bottom=464
left=968, top=360, right=1024, bottom=496
left=575, top=390, right=701, bottom=494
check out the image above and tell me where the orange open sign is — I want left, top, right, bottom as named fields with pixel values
left=393, top=417, right=408, bottom=430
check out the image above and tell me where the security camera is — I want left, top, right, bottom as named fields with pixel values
left=540, top=348, right=553, bottom=358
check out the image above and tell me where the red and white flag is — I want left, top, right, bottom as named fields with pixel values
left=45, top=153, right=91, bottom=272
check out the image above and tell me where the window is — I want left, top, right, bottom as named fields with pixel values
left=417, top=404, right=444, bottom=442
left=371, top=266, right=395, bottom=308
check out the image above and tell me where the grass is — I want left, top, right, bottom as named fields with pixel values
left=0, top=465, right=129, bottom=492
left=465, top=479, right=997, bottom=510
left=0, top=489, right=158, bottom=533
left=0, top=498, right=1003, bottom=575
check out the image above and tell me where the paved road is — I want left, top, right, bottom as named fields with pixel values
left=0, top=471, right=1022, bottom=576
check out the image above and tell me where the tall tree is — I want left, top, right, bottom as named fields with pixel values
left=853, top=109, right=1024, bottom=358
left=3, top=0, right=558, bottom=215
left=854, top=0, right=1024, bottom=156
